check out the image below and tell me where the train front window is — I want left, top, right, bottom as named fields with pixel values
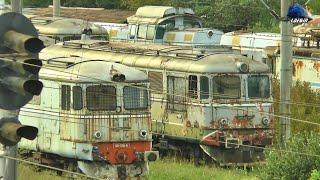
left=61, top=85, right=71, bottom=110
left=123, top=86, right=148, bottom=110
left=212, top=76, right=241, bottom=99
left=73, top=86, right=83, bottom=110
left=86, top=85, right=117, bottom=111
left=200, top=76, right=209, bottom=99
left=248, top=75, right=270, bottom=98
left=188, top=75, right=198, bottom=99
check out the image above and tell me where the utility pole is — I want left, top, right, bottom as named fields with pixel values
left=10, top=0, right=21, bottom=13
left=280, top=0, right=293, bottom=146
left=53, top=0, right=61, bottom=17
left=0, top=110, right=18, bottom=180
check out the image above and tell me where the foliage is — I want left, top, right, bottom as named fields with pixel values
left=306, top=0, right=320, bottom=15
left=310, top=169, right=320, bottom=180
left=19, top=0, right=320, bottom=31
left=272, top=79, right=320, bottom=135
left=18, top=0, right=122, bottom=9
left=259, top=132, right=320, bottom=180
left=62, top=0, right=122, bottom=9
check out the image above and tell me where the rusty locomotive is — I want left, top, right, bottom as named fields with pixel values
left=18, top=57, right=158, bottom=179
left=39, top=39, right=274, bottom=165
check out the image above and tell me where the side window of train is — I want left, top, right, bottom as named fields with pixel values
left=167, top=76, right=186, bottom=111
left=188, top=75, right=198, bottom=99
left=73, top=86, right=83, bottom=110
left=130, top=25, right=137, bottom=39
left=200, top=76, right=209, bottom=99
left=137, top=25, right=148, bottom=39
left=155, top=26, right=165, bottom=39
left=148, top=71, right=163, bottom=94
left=61, top=85, right=71, bottom=110
left=146, top=25, right=155, bottom=40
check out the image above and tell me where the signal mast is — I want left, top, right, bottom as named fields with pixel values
left=0, top=1, right=44, bottom=179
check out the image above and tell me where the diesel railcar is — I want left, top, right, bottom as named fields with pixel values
left=40, top=40, right=273, bottom=165
left=18, top=57, right=158, bottom=179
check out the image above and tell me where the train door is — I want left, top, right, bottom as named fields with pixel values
left=166, top=74, right=187, bottom=136
left=70, top=85, right=86, bottom=141
left=60, top=84, right=73, bottom=141
left=148, top=71, right=165, bottom=134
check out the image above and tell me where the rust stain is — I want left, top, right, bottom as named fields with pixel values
left=293, top=61, right=304, bottom=80
left=232, top=118, right=249, bottom=127
left=313, top=62, right=320, bottom=72
left=294, top=61, right=304, bottom=68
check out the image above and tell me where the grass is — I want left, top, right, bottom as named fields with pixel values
left=17, top=158, right=258, bottom=180
left=148, top=158, right=258, bottom=180
left=18, top=163, right=66, bottom=180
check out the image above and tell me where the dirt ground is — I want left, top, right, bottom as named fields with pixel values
left=31, top=7, right=135, bottom=23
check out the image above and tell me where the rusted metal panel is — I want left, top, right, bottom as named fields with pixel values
left=275, top=54, right=320, bottom=89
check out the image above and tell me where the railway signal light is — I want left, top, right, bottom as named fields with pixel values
left=0, top=12, right=44, bottom=146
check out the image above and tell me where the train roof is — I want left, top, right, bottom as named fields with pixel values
left=30, top=17, right=107, bottom=35
left=127, top=6, right=202, bottom=25
left=39, top=57, right=148, bottom=83
left=265, top=46, right=320, bottom=59
left=41, top=40, right=270, bottom=74
left=134, top=6, right=194, bottom=18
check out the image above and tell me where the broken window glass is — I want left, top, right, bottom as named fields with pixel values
left=212, top=76, right=241, bottom=99
left=188, top=75, right=198, bottom=99
left=168, top=76, right=186, bottom=111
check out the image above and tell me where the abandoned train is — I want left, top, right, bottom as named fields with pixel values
left=18, top=57, right=158, bottom=179
left=39, top=40, right=274, bottom=165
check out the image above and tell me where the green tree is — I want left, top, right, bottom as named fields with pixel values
left=306, top=0, right=320, bottom=15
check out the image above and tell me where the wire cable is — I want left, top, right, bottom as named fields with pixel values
left=0, top=154, right=103, bottom=180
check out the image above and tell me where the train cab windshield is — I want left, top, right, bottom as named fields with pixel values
left=86, top=85, right=117, bottom=111
left=123, top=86, right=148, bottom=109
left=248, top=75, right=270, bottom=98
left=82, top=84, right=148, bottom=111
left=212, top=75, right=241, bottom=99
left=194, top=74, right=271, bottom=101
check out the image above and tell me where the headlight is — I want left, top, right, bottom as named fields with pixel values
left=139, top=129, right=148, bottom=138
left=93, top=131, right=102, bottom=139
left=262, top=117, right=270, bottom=126
left=236, top=62, right=249, bottom=73
left=219, top=118, right=228, bottom=126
